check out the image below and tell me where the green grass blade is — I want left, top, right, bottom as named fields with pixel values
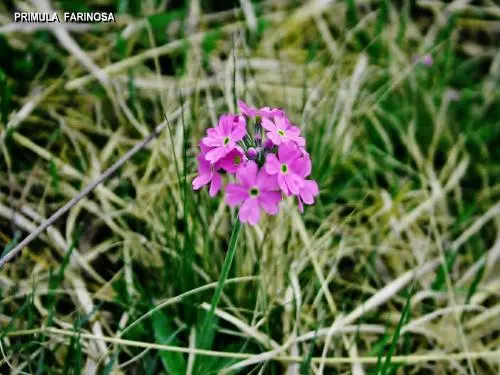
left=197, top=216, right=242, bottom=352
left=380, top=284, right=415, bottom=375
left=152, top=311, right=187, bottom=375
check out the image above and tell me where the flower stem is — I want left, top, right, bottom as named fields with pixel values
left=198, top=216, right=242, bottom=350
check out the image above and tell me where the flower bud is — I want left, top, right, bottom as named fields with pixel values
left=247, top=147, right=258, bottom=159
left=264, top=139, right=274, bottom=150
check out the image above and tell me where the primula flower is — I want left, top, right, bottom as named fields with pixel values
left=192, top=144, right=222, bottom=197
left=262, top=116, right=305, bottom=147
left=292, top=152, right=319, bottom=211
left=219, top=147, right=246, bottom=174
left=264, top=143, right=306, bottom=196
left=238, top=100, right=283, bottom=119
left=297, top=180, right=319, bottom=213
left=263, top=139, right=274, bottom=150
left=203, top=115, right=246, bottom=163
left=192, top=101, right=318, bottom=225
left=226, top=161, right=282, bottom=225
left=413, top=54, right=433, bottom=67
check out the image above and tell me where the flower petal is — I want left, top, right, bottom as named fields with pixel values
left=219, top=148, right=244, bottom=174
left=206, top=128, right=218, bottom=138
left=291, top=155, right=311, bottom=178
left=225, top=184, right=248, bottom=206
left=219, top=115, right=233, bottom=135
left=256, top=168, right=279, bottom=191
left=238, top=100, right=255, bottom=117
left=287, top=126, right=301, bottom=136
left=274, top=116, right=288, bottom=131
left=236, top=161, right=258, bottom=187
left=278, top=143, right=300, bottom=163
left=239, top=198, right=260, bottom=225
left=297, top=197, right=304, bottom=213
left=231, top=121, right=247, bottom=141
left=261, top=118, right=277, bottom=132
left=300, top=180, right=319, bottom=204
left=292, top=135, right=306, bottom=147
left=264, top=154, right=281, bottom=175
left=192, top=174, right=211, bottom=190
left=277, top=174, right=290, bottom=195
left=266, top=131, right=282, bottom=146
left=209, top=172, right=222, bottom=197
left=285, top=173, right=304, bottom=195
left=202, top=136, right=221, bottom=148
left=199, top=141, right=212, bottom=155
left=259, top=191, right=281, bottom=215
left=206, top=147, right=229, bottom=163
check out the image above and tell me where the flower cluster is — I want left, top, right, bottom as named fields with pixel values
left=192, top=100, right=319, bottom=225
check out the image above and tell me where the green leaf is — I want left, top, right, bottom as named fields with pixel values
left=152, top=311, right=186, bottom=375
left=201, top=341, right=248, bottom=374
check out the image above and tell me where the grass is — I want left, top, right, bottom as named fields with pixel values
left=1, top=0, right=500, bottom=374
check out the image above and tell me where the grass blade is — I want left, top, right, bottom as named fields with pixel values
left=197, top=216, right=242, bottom=352
left=380, top=284, right=415, bottom=375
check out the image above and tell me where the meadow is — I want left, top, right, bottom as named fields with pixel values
left=1, top=0, right=500, bottom=374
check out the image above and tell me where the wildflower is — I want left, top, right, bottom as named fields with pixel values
left=413, top=54, right=433, bottom=67
left=297, top=180, right=319, bottom=212
left=292, top=151, right=319, bottom=211
left=202, top=115, right=246, bottom=163
left=226, top=161, right=281, bottom=225
left=219, top=147, right=246, bottom=174
left=238, top=100, right=283, bottom=119
left=421, top=54, right=433, bottom=66
left=193, top=102, right=319, bottom=225
left=262, top=116, right=305, bottom=147
left=192, top=143, right=222, bottom=197
left=263, top=139, right=274, bottom=150
left=264, top=143, right=306, bottom=196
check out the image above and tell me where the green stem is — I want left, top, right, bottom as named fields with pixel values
left=198, top=216, right=242, bottom=350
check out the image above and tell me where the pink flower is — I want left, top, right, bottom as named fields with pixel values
left=202, top=115, right=246, bottom=163
left=421, top=54, right=433, bottom=66
left=238, top=100, right=283, bottom=119
left=263, top=139, right=274, bottom=150
left=264, top=143, right=306, bottom=196
left=226, top=161, right=282, bottom=225
left=297, top=181, right=319, bottom=212
left=293, top=153, right=319, bottom=212
left=261, top=116, right=305, bottom=147
left=246, top=147, right=258, bottom=159
left=192, top=144, right=222, bottom=197
left=192, top=98, right=318, bottom=219
left=219, top=147, right=246, bottom=174
left=413, top=54, right=433, bottom=67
